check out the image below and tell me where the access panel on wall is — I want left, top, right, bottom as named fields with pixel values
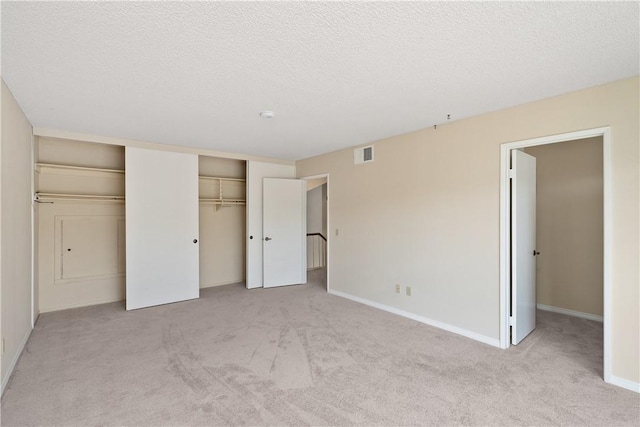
left=125, top=147, right=200, bottom=310
left=57, top=216, right=125, bottom=281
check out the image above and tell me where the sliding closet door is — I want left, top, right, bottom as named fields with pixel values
left=126, top=147, right=199, bottom=310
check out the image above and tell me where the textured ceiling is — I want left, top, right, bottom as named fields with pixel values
left=2, top=1, right=638, bottom=160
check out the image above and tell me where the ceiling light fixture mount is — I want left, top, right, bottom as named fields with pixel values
left=260, top=111, right=275, bottom=119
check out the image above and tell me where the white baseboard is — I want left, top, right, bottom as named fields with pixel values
left=328, top=289, right=500, bottom=348
left=200, top=280, right=244, bottom=289
left=1, top=327, right=33, bottom=396
left=39, top=296, right=125, bottom=313
left=537, top=303, right=603, bottom=322
left=609, top=375, right=640, bottom=393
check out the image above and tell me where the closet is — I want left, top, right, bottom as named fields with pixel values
left=35, top=137, right=126, bottom=312
left=35, top=137, right=247, bottom=313
left=198, top=155, right=246, bottom=288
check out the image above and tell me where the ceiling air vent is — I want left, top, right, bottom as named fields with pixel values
left=354, top=145, right=374, bottom=165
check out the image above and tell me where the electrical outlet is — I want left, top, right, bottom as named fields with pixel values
left=395, top=284, right=401, bottom=293
left=406, top=286, right=412, bottom=296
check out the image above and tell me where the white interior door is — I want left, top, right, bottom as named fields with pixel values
left=263, top=178, right=306, bottom=288
left=246, top=161, right=295, bottom=289
left=126, top=147, right=199, bottom=310
left=511, top=149, right=537, bottom=344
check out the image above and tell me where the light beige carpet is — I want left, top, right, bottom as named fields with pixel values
left=1, top=269, right=638, bottom=426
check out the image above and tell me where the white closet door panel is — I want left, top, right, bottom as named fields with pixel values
left=246, top=161, right=295, bottom=289
left=126, top=147, right=199, bottom=310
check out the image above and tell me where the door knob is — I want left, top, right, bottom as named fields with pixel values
left=533, top=250, right=540, bottom=256
left=193, top=239, right=198, bottom=243
left=264, top=237, right=272, bottom=241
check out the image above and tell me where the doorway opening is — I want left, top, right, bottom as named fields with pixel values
left=302, top=174, right=329, bottom=292
left=499, top=127, right=611, bottom=383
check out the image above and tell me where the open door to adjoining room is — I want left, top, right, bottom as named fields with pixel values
left=523, top=138, right=604, bottom=325
left=303, top=175, right=329, bottom=291
left=502, top=129, right=608, bottom=382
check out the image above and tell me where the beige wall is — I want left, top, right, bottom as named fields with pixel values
left=1, top=80, right=34, bottom=392
left=525, top=137, right=603, bottom=317
left=296, top=76, right=639, bottom=385
left=38, top=136, right=125, bottom=170
left=199, top=205, right=246, bottom=287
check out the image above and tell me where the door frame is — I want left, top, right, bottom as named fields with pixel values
left=300, top=173, right=330, bottom=292
left=499, top=127, right=611, bottom=382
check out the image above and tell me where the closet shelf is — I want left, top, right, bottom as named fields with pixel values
left=199, top=198, right=245, bottom=208
left=199, top=175, right=246, bottom=210
left=36, top=163, right=125, bottom=175
left=199, top=198, right=245, bottom=202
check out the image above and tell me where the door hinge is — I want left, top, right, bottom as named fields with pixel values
left=508, top=168, right=515, bottom=179
left=509, top=316, right=514, bottom=326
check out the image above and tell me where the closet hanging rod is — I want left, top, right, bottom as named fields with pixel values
left=198, top=176, right=246, bottom=182
left=35, top=164, right=246, bottom=182
left=198, top=198, right=245, bottom=204
left=34, top=192, right=125, bottom=202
